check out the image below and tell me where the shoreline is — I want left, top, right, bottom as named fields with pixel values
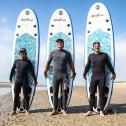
left=0, top=82, right=126, bottom=88
left=0, top=82, right=46, bottom=88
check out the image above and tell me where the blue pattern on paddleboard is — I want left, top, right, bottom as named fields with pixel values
left=14, top=33, right=37, bottom=85
left=87, top=29, right=112, bottom=86
left=48, top=32, right=72, bottom=86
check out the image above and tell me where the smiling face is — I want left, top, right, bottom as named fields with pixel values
left=19, top=52, right=27, bottom=60
left=93, top=43, right=101, bottom=53
left=57, top=40, right=64, bottom=49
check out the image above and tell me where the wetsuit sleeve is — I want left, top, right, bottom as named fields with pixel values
left=105, top=54, right=115, bottom=74
left=83, top=55, right=91, bottom=76
left=67, top=52, right=73, bottom=64
left=9, top=61, right=16, bottom=81
left=47, top=52, right=53, bottom=65
left=29, top=61, right=37, bottom=83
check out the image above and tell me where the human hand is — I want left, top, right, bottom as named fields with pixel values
left=111, top=73, right=116, bottom=80
left=71, top=73, right=76, bottom=80
left=44, top=71, right=48, bottom=79
left=83, top=74, right=87, bottom=80
left=9, top=79, right=12, bottom=84
left=34, top=82, right=38, bottom=86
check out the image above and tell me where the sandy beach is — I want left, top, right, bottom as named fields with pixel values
left=0, top=83, right=126, bottom=126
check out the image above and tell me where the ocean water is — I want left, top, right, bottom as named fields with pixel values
left=0, top=88, right=11, bottom=96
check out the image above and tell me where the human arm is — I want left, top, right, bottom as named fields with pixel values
left=105, top=54, right=116, bottom=80
left=44, top=52, right=53, bottom=78
left=9, top=61, right=16, bottom=83
left=29, top=62, right=37, bottom=85
left=67, top=52, right=76, bottom=79
left=70, top=63, right=76, bottom=80
left=83, top=56, right=91, bottom=80
left=44, top=64, right=50, bottom=78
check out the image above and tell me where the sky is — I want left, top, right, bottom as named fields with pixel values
left=0, top=0, right=126, bottom=85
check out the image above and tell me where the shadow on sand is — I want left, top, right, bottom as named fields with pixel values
left=30, top=108, right=51, bottom=113
left=108, top=103, right=126, bottom=114
left=30, top=105, right=89, bottom=114
left=30, top=103, right=126, bottom=114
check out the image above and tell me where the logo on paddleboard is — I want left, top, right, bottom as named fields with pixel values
left=91, top=13, right=104, bottom=18
left=53, top=18, right=66, bottom=21
left=21, top=18, right=33, bottom=21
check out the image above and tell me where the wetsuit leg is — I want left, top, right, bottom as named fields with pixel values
left=62, top=78, right=68, bottom=110
left=52, top=76, right=60, bottom=110
left=13, top=81, right=21, bottom=110
left=22, top=81, right=29, bottom=110
left=89, top=78, right=98, bottom=111
left=98, top=78, right=106, bottom=111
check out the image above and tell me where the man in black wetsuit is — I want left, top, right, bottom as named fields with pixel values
left=44, top=39, right=76, bottom=116
left=83, top=42, right=116, bottom=117
left=9, top=48, right=37, bottom=115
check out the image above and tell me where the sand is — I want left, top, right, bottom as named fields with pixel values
left=0, top=84, right=126, bottom=126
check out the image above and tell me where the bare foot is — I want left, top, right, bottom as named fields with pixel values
left=26, top=110, right=30, bottom=115
left=10, top=111, right=16, bottom=116
left=49, top=110, right=58, bottom=116
left=100, top=111, right=105, bottom=118
left=62, top=110, right=69, bottom=116
left=84, top=111, right=92, bottom=117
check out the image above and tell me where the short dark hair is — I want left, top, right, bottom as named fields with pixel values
left=56, top=38, right=64, bottom=43
left=93, top=41, right=100, bottom=47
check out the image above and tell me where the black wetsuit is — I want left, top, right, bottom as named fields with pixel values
left=47, top=49, right=73, bottom=110
left=83, top=52, right=115, bottom=111
left=10, top=58, right=37, bottom=111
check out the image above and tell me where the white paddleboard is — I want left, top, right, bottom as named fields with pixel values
left=12, top=8, right=39, bottom=111
left=47, top=9, right=74, bottom=110
left=85, top=2, right=115, bottom=112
